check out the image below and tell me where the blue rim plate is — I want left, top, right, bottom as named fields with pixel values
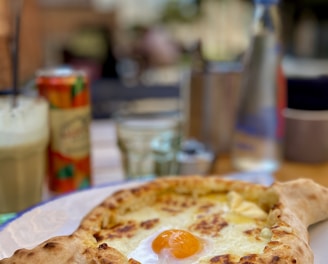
left=0, top=174, right=326, bottom=263
left=0, top=172, right=274, bottom=231
left=0, top=179, right=146, bottom=259
left=0, top=173, right=274, bottom=259
left=0, top=179, right=136, bottom=231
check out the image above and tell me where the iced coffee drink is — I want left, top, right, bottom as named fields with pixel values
left=0, top=96, right=49, bottom=213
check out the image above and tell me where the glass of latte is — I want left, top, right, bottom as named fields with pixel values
left=0, top=95, right=49, bottom=214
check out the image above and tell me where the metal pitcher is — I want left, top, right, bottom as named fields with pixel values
left=182, top=61, right=242, bottom=155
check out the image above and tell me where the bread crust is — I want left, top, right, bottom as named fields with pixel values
left=1, top=176, right=327, bottom=264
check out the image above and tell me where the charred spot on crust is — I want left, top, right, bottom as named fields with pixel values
left=270, top=256, right=280, bottom=263
left=128, top=258, right=142, bottom=264
left=130, top=187, right=146, bottom=196
left=160, top=207, right=182, bottom=214
left=240, top=254, right=257, bottom=262
left=158, top=194, right=197, bottom=214
left=93, top=232, right=104, bottom=242
left=43, top=242, right=57, bottom=249
left=244, top=228, right=262, bottom=241
left=98, top=243, right=108, bottom=250
left=267, top=241, right=281, bottom=247
left=189, top=213, right=228, bottom=237
left=210, top=254, right=234, bottom=263
left=140, top=218, right=159, bottom=229
left=271, top=229, right=290, bottom=236
left=104, top=202, right=117, bottom=210
left=27, top=252, right=35, bottom=257
left=307, top=194, right=318, bottom=200
left=108, top=221, right=137, bottom=238
left=14, top=249, right=26, bottom=255
left=116, top=196, right=125, bottom=204
left=244, top=228, right=261, bottom=240
left=271, top=203, right=282, bottom=211
left=130, top=188, right=139, bottom=195
left=103, top=221, right=138, bottom=239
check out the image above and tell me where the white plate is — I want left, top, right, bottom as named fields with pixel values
left=309, top=220, right=328, bottom=264
left=0, top=180, right=143, bottom=259
left=0, top=176, right=327, bottom=264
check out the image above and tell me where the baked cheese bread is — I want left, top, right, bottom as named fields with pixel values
left=1, top=176, right=328, bottom=263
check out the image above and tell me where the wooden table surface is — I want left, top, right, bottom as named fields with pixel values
left=212, top=154, right=328, bottom=187
left=91, top=120, right=328, bottom=188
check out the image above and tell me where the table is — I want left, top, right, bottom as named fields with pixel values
left=91, top=119, right=328, bottom=188
left=1, top=119, right=327, bottom=226
left=0, top=120, right=122, bottom=226
left=90, top=120, right=124, bottom=186
left=212, top=155, right=328, bottom=188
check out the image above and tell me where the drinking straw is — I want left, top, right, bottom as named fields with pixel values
left=11, top=0, right=24, bottom=108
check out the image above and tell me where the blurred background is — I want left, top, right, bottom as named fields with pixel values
left=1, top=0, right=328, bottom=211
left=2, top=0, right=328, bottom=118
left=2, top=0, right=328, bottom=221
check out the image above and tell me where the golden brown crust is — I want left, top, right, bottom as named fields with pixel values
left=0, top=234, right=129, bottom=264
left=79, top=176, right=270, bottom=230
left=1, top=176, right=328, bottom=264
left=273, top=179, right=328, bottom=227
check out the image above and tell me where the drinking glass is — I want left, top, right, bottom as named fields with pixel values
left=0, top=95, right=49, bottom=215
left=115, top=110, right=181, bottom=180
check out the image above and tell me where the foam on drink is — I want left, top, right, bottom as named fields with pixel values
left=0, top=96, right=49, bottom=213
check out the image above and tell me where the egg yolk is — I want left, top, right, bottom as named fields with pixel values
left=152, top=229, right=202, bottom=259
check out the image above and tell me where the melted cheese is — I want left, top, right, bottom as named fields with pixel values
left=228, top=191, right=268, bottom=220
left=100, top=191, right=272, bottom=262
left=205, top=223, right=270, bottom=258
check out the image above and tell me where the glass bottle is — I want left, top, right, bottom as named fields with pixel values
left=231, top=0, right=285, bottom=172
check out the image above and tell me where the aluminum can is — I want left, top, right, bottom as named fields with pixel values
left=36, top=68, right=92, bottom=193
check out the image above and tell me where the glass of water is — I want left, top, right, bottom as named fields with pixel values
left=115, top=110, right=181, bottom=180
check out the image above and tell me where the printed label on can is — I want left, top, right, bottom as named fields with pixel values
left=50, top=106, right=91, bottom=158
left=36, top=69, right=92, bottom=193
left=48, top=106, right=91, bottom=193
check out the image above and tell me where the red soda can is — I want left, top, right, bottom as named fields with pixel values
left=36, top=67, right=92, bottom=194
